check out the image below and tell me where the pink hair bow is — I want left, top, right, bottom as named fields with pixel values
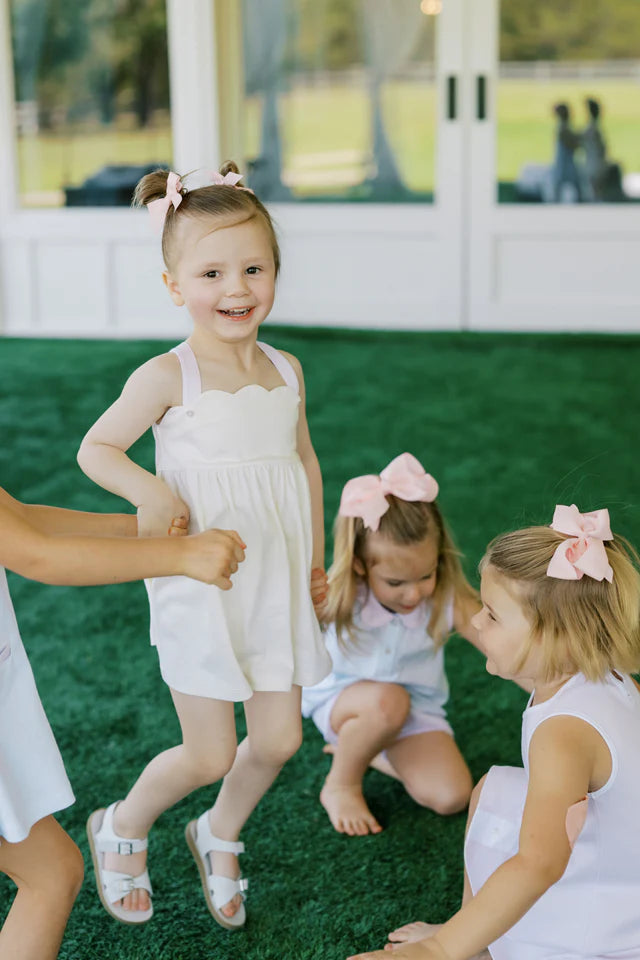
left=546, top=504, right=614, bottom=583
left=339, top=453, right=439, bottom=532
left=147, top=171, right=183, bottom=233
left=209, top=170, right=244, bottom=187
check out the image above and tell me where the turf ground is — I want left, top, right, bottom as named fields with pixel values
left=0, top=327, right=637, bottom=959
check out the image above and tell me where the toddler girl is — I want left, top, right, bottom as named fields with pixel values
left=77, top=163, right=330, bottom=928
left=0, top=483, right=243, bottom=960
left=302, top=453, right=481, bottom=836
left=350, top=504, right=640, bottom=960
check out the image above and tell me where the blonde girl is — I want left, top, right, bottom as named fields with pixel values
left=351, top=504, right=640, bottom=960
left=77, top=164, right=330, bottom=929
left=302, top=453, right=482, bottom=836
left=0, top=484, right=243, bottom=960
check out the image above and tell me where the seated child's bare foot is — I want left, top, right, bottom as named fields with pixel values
left=322, top=744, right=400, bottom=781
left=320, top=778, right=383, bottom=835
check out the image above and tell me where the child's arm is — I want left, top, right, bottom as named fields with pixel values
left=0, top=486, right=245, bottom=589
left=77, top=354, right=188, bottom=537
left=1, top=487, right=137, bottom=539
left=353, top=716, right=596, bottom=960
left=284, top=352, right=325, bottom=573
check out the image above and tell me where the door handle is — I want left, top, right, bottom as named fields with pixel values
left=476, top=75, right=487, bottom=120
left=446, top=75, right=457, bottom=120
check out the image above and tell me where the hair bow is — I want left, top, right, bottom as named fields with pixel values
left=546, top=503, right=614, bottom=582
left=339, top=453, right=439, bottom=532
left=147, top=171, right=183, bottom=233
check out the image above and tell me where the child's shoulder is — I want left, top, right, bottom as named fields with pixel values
left=124, top=350, right=182, bottom=406
left=275, top=349, right=303, bottom=378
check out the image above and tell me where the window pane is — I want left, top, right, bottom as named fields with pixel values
left=10, top=0, right=172, bottom=208
left=498, top=0, right=640, bottom=204
left=242, top=0, right=438, bottom=203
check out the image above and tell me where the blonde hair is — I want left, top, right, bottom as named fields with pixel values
left=133, top=161, right=280, bottom=274
left=482, top=525, right=640, bottom=682
left=326, top=494, right=477, bottom=647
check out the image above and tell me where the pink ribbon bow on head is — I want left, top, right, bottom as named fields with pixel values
left=147, top=171, right=184, bottom=234
left=339, top=453, right=439, bottom=532
left=209, top=170, right=244, bottom=187
left=546, top=503, right=614, bottom=583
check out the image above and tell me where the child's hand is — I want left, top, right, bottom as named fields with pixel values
left=348, top=939, right=449, bottom=959
left=138, top=495, right=190, bottom=538
left=182, top=529, right=246, bottom=589
left=310, top=566, right=328, bottom=619
left=168, top=516, right=189, bottom=536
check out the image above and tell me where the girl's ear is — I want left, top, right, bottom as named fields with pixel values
left=163, top=271, right=185, bottom=306
left=353, top=556, right=366, bottom=578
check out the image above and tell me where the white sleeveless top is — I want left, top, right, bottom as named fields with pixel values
left=146, top=340, right=331, bottom=700
left=0, top=568, right=74, bottom=842
left=467, top=672, right=640, bottom=959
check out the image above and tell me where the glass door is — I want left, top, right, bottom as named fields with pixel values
left=237, top=0, right=467, bottom=330
left=467, top=0, right=640, bottom=331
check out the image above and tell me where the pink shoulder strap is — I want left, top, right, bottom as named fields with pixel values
left=257, top=341, right=299, bottom=395
left=171, top=342, right=202, bottom=408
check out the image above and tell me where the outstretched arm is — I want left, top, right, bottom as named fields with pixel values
left=1, top=487, right=137, bottom=539
left=77, top=353, right=189, bottom=535
left=0, top=486, right=245, bottom=589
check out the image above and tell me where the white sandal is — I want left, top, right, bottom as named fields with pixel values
left=86, top=802, right=153, bottom=924
left=185, top=812, right=248, bottom=929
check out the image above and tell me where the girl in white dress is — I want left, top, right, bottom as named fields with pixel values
left=78, top=164, right=331, bottom=929
left=349, top=504, right=640, bottom=960
left=303, top=453, right=482, bottom=836
left=0, top=483, right=243, bottom=960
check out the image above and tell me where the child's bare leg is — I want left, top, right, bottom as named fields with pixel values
left=321, top=681, right=411, bottom=836
left=385, top=732, right=472, bottom=815
left=323, top=743, right=400, bottom=780
left=206, top=687, right=303, bottom=918
left=103, top=692, right=237, bottom=913
left=0, top=816, right=84, bottom=960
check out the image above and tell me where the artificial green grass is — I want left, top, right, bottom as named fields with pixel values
left=0, top=328, right=638, bottom=959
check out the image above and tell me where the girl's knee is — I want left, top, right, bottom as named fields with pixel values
left=406, top=770, right=473, bottom=815
left=368, top=683, right=411, bottom=731
left=31, top=834, right=84, bottom=903
left=184, top=744, right=237, bottom=786
left=251, top=727, right=303, bottom=767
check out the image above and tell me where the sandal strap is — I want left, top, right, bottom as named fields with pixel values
left=210, top=874, right=248, bottom=910
left=102, top=867, right=153, bottom=905
left=195, top=811, right=244, bottom=857
left=95, top=802, right=148, bottom=855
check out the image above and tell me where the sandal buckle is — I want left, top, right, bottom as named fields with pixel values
left=118, top=840, right=134, bottom=855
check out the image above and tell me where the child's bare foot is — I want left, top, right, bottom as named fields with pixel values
left=323, top=744, right=400, bottom=781
left=320, top=778, right=383, bottom=835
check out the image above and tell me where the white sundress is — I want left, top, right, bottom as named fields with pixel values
left=0, top=567, right=74, bottom=843
left=147, top=340, right=331, bottom=701
left=465, top=672, right=640, bottom=960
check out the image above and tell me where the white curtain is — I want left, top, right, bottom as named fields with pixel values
left=242, top=0, right=291, bottom=198
left=360, top=0, right=425, bottom=193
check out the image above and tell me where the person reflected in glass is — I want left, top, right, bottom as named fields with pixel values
left=582, top=98, right=608, bottom=202
left=550, top=103, right=582, bottom=203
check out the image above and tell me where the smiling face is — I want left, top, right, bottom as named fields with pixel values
left=356, top=532, right=439, bottom=615
left=163, top=214, right=276, bottom=342
left=471, top=564, right=542, bottom=682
